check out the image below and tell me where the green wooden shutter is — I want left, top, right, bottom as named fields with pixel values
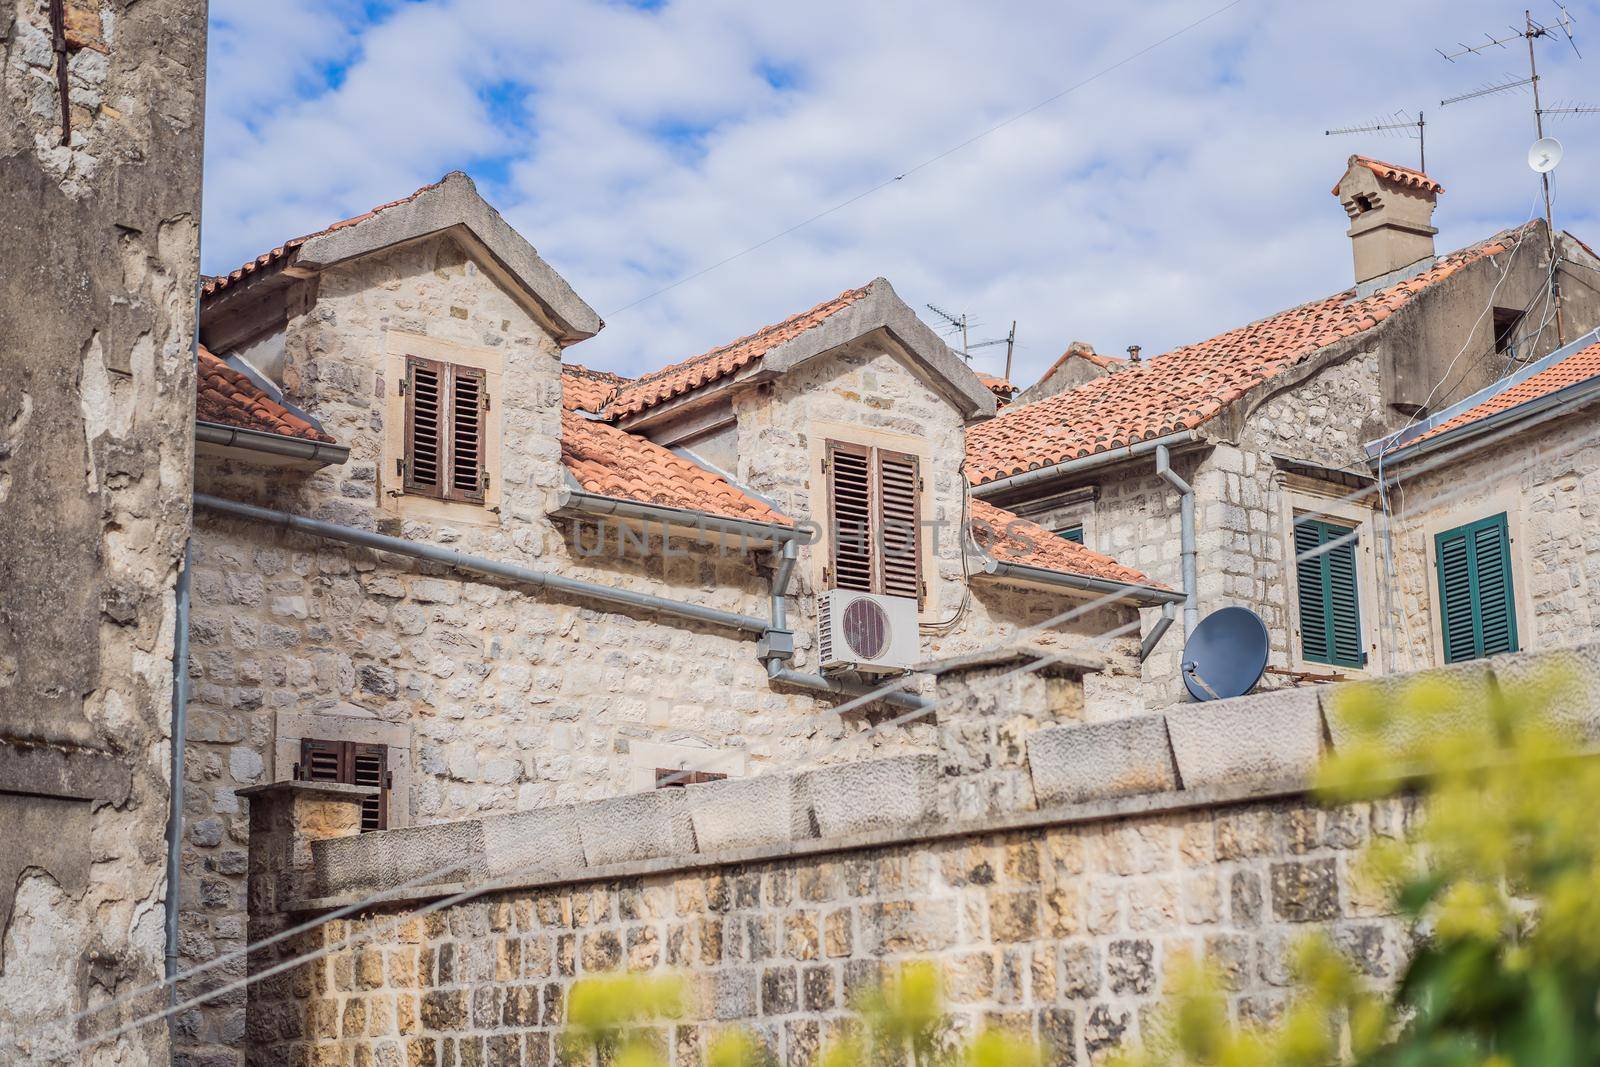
left=1294, top=518, right=1363, bottom=669
left=1435, top=513, right=1518, bottom=663
left=1056, top=524, right=1084, bottom=544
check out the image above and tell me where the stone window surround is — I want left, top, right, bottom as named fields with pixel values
left=1276, top=474, right=1382, bottom=679
left=272, top=709, right=414, bottom=828
left=627, top=738, right=746, bottom=793
left=1409, top=484, right=1535, bottom=669
left=380, top=330, right=505, bottom=527
left=805, top=418, right=941, bottom=621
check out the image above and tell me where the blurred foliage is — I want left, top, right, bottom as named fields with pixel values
left=1112, top=664, right=1600, bottom=1067
left=560, top=963, right=1049, bottom=1066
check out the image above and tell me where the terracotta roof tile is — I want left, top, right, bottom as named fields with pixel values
left=970, top=499, right=1166, bottom=590
left=561, top=363, right=631, bottom=413
left=201, top=178, right=448, bottom=299
left=975, top=372, right=1014, bottom=401
left=561, top=371, right=789, bottom=525
left=965, top=226, right=1530, bottom=483
left=195, top=345, right=336, bottom=443
left=1335, top=155, right=1444, bottom=195
left=608, top=283, right=873, bottom=418
left=1404, top=338, right=1600, bottom=447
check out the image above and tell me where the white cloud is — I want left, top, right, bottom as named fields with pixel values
left=203, top=0, right=1600, bottom=385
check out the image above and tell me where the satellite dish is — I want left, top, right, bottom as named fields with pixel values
left=1180, top=606, right=1269, bottom=702
left=1529, top=137, right=1564, bottom=174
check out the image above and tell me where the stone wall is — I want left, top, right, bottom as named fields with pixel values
left=0, top=0, right=206, bottom=1063
left=1386, top=405, right=1600, bottom=671
left=185, top=243, right=1142, bottom=1062
left=235, top=644, right=1597, bottom=1067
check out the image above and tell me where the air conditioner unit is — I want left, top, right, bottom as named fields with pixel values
left=817, top=589, right=920, bottom=673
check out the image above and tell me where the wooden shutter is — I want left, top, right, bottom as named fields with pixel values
left=825, top=442, right=923, bottom=604
left=1294, top=518, right=1363, bottom=669
left=1435, top=513, right=1518, bottom=663
left=1057, top=524, right=1084, bottom=544
left=654, top=769, right=728, bottom=789
left=404, top=357, right=488, bottom=503
left=877, top=450, right=921, bottom=603
left=297, top=739, right=390, bottom=831
left=827, top=442, right=875, bottom=593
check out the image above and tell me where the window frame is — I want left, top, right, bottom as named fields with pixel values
left=1054, top=523, right=1085, bottom=545
left=403, top=354, right=489, bottom=504
left=1433, top=511, right=1519, bottom=664
left=381, top=332, right=503, bottom=525
left=296, top=738, right=391, bottom=832
left=1293, top=517, right=1365, bottom=669
left=824, top=438, right=924, bottom=606
left=1279, top=480, right=1379, bottom=677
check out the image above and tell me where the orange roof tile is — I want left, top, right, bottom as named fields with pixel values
left=561, top=363, right=631, bottom=413
left=975, top=372, right=1015, bottom=401
left=965, top=226, right=1530, bottom=484
left=195, top=345, right=336, bottom=443
left=1335, top=155, right=1444, bottom=196
left=970, top=500, right=1167, bottom=590
left=1402, top=338, right=1600, bottom=448
left=201, top=178, right=447, bottom=299
left=608, top=283, right=873, bottom=418
left=561, top=371, right=790, bottom=526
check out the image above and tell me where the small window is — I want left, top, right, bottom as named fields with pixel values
left=297, top=739, right=390, bottom=831
left=403, top=355, right=488, bottom=503
left=1294, top=518, right=1364, bottom=669
left=655, top=768, right=728, bottom=789
left=1054, top=523, right=1084, bottom=545
left=825, top=441, right=922, bottom=604
left=1435, top=513, right=1518, bottom=663
left=1492, top=307, right=1524, bottom=358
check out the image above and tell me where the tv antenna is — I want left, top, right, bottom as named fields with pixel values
left=966, top=321, right=1019, bottom=381
left=1325, top=110, right=1428, bottom=172
left=925, top=303, right=971, bottom=359
left=1438, top=4, right=1591, bottom=345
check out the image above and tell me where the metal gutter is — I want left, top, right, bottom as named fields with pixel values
left=976, top=557, right=1186, bottom=607
left=1372, top=373, right=1600, bottom=473
left=554, top=485, right=809, bottom=546
left=196, top=421, right=350, bottom=467
left=1155, top=444, right=1199, bottom=634
left=164, top=538, right=193, bottom=1003
left=194, top=494, right=771, bottom=635
left=970, top=429, right=1202, bottom=499
left=765, top=660, right=929, bottom=712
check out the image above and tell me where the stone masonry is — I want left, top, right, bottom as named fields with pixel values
left=1, top=1, right=206, bottom=1063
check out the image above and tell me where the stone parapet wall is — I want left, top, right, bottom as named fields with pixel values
left=242, top=647, right=1600, bottom=1065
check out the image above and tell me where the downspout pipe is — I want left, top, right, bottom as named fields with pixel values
left=194, top=494, right=771, bottom=635
left=765, top=659, right=930, bottom=712
left=1139, top=601, right=1176, bottom=662
left=164, top=538, right=193, bottom=1003
left=1154, top=445, right=1198, bottom=635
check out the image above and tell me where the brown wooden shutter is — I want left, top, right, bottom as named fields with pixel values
left=404, top=356, right=445, bottom=498
left=655, top=768, right=728, bottom=789
left=297, top=738, right=390, bottom=831
left=827, top=442, right=875, bottom=593
left=876, top=449, right=921, bottom=604
left=404, top=357, right=488, bottom=504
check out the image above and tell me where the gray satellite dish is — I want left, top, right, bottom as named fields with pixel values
left=1180, top=606, right=1269, bottom=702
left=1529, top=137, right=1564, bottom=174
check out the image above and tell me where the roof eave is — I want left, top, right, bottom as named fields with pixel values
left=554, top=485, right=806, bottom=548
left=970, top=429, right=1203, bottom=499
left=974, top=556, right=1184, bottom=607
left=1370, top=373, right=1600, bottom=473
left=195, top=421, right=349, bottom=467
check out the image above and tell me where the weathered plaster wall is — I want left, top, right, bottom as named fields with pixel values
left=0, top=0, right=206, bottom=1062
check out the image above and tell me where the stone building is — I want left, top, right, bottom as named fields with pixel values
left=175, top=173, right=1179, bottom=1064
left=966, top=156, right=1600, bottom=703
left=1371, top=329, right=1600, bottom=670
left=1, top=0, right=206, bottom=1064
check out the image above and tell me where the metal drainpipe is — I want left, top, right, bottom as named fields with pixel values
left=164, top=537, right=193, bottom=1003
left=1139, top=602, right=1177, bottom=662
left=1154, top=445, right=1198, bottom=635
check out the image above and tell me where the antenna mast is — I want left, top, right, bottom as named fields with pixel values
left=1325, top=111, right=1427, bottom=171
left=925, top=303, right=970, bottom=360
left=1438, top=4, right=1590, bottom=344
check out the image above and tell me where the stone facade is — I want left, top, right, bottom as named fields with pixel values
left=1, top=0, right=206, bottom=1063
left=184, top=234, right=1146, bottom=1063
left=231, top=642, right=1560, bottom=1067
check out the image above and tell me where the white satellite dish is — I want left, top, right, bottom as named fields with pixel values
left=1529, top=137, right=1564, bottom=174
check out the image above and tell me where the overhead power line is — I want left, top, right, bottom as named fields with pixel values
left=606, top=0, right=1251, bottom=318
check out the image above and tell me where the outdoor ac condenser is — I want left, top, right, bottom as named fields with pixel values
left=817, top=589, right=920, bottom=673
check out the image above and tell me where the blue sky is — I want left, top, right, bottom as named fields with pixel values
left=202, top=0, right=1599, bottom=384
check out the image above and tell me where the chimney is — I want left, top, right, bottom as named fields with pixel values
left=1332, top=155, right=1443, bottom=296
left=1126, top=345, right=1141, bottom=364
